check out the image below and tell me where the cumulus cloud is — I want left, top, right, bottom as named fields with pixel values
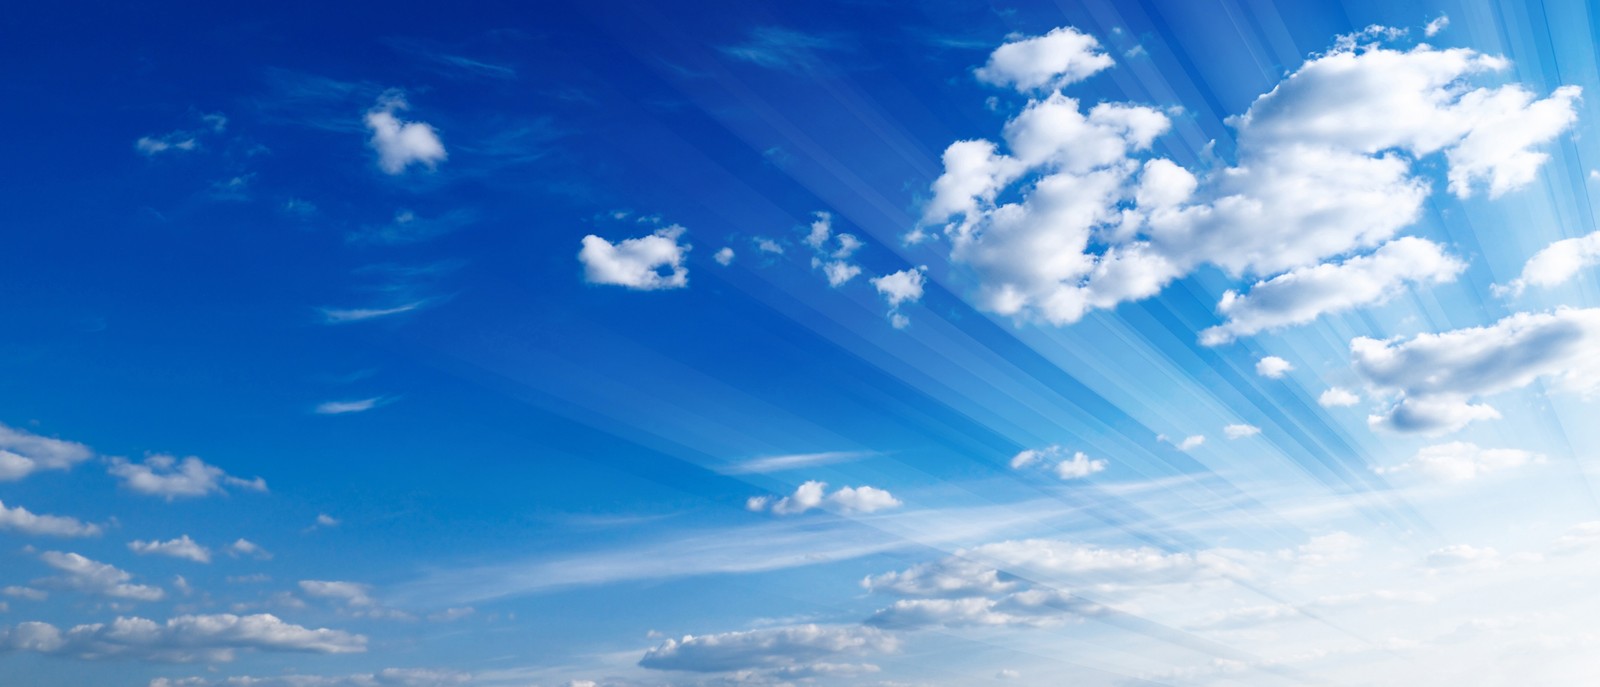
left=146, top=668, right=468, bottom=687
left=872, top=267, right=927, bottom=328
left=365, top=93, right=446, bottom=174
left=0, top=613, right=365, bottom=662
left=228, top=539, right=272, bottom=561
left=1496, top=230, right=1600, bottom=296
left=1375, top=442, right=1541, bottom=482
left=107, top=455, right=267, bottom=500
left=920, top=31, right=1579, bottom=340
left=1256, top=356, right=1294, bottom=378
left=1224, top=424, right=1262, bottom=439
left=805, top=212, right=865, bottom=287
left=1425, top=15, right=1450, bottom=37
left=749, top=481, right=902, bottom=516
left=36, top=551, right=165, bottom=602
left=0, top=500, right=100, bottom=537
left=1009, top=445, right=1106, bottom=480
left=1319, top=387, right=1361, bottom=407
left=975, top=27, right=1115, bottom=92
left=638, top=624, right=896, bottom=673
left=129, top=536, right=212, bottom=564
left=299, top=580, right=410, bottom=620
left=1199, top=238, right=1465, bottom=344
left=867, top=589, right=1102, bottom=629
left=0, top=422, right=93, bottom=481
left=1353, top=307, right=1600, bottom=433
left=714, top=247, right=734, bottom=266
left=579, top=225, right=690, bottom=290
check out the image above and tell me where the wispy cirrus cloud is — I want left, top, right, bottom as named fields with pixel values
left=314, top=397, right=390, bottom=415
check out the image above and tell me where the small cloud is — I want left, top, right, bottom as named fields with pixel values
left=228, top=539, right=273, bottom=561
left=128, top=535, right=212, bottom=564
left=755, top=237, right=785, bottom=255
left=1255, top=356, right=1293, bottom=379
left=1319, top=387, right=1361, bottom=408
left=749, top=481, right=902, bottom=516
left=107, top=454, right=267, bottom=500
left=715, top=247, right=735, bottom=266
left=314, top=397, right=388, bottom=415
left=1424, top=15, right=1450, bottom=37
left=719, top=450, right=875, bottom=475
left=1010, top=445, right=1106, bottom=480
left=1224, top=424, right=1262, bottom=439
left=872, top=266, right=927, bottom=329
left=0, top=500, right=100, bottom=537
left=579, top=225, right=690, bottom=290
left=0, top=422, right=94, bottom=482
left=319, top=301, right=427, bottom=324
left=720, top=27, right=849, bottom=74
left=305, top=513, right=341, bottom=533
left=1161, top=434, right=1205, bottom=451
left=1375, top=442, right=1541, bottom=482
left=366, top=92, right=447, bottom=175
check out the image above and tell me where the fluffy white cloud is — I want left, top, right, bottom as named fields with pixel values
left=750, top=481, right=901, bottom=516
left=147, top=668, right=468, bottom=687
left=1425, top=15, right=1450, bottom=37
left=0, top=422, right=93, bottom=481
left=1174, top=434, right=1206, bottom=451
left=922, top=32, right=1579, bottom=340
left=1199, top=238, right=1465, bottom=344
left=298, top=580, right=376, bottom=608
left=1375, top=442, right=1541, bottom=482
left=867, top=589, right=1100, bottom=629
left=1353, top=307, right=1600, bottom=433
left=365, top=93, right=446, bottom=174
left=1224, top=424, right=1262, bottom=439
left=129, top=536, right=212, bottom=564
left=107, top=455, right=267, bottom=500
left=638, top=624, right=896, bottom=673
left=713, top=247, right=734, bottom=266
left=578, top=225, right=690, bottom=290
left=1497, top=230, right=1600, bottom=296
left=806, top=212, right=865, bottom=287
left=36, top=551, right=164, bottom=602
left=0, top=500, right=100, bottom=537
left=228, top=539, right=272, bottom=561
left=975, top=27, right=1115, bottom=92
left=1009, top=445, right=1105, bottom=480
left=1256, top=356, right=1294, bottom=379
left=1319, top=387, right=1361, bottom=408
left=0, top=613, right=365, bottom=662
left=871, top=267, right=926, bottom=328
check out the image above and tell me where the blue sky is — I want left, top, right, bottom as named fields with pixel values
left=6, top=0, right=1600, bottom=685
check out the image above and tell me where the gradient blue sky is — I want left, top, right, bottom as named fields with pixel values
left=5, top=1, right=1600, bottom=685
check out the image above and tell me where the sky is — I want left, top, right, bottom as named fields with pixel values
left=4, top=0, right=1600, bottom=685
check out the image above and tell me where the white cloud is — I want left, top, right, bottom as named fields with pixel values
left=1171, top=434, right=1206, bottom=451
left=1353, top=307, right=1600, bottom=433
left=718, top=450, right=875, bottom=475
left=806, top=212, right=865, bottom=287
left=872, top=267, right=927, bottom=329
left=107, top=454, right=267, bottom=500
left=820, top=260, right=861, bottom=287
left=365, top=93, right=446, bottom=174
left=1009, top=445, right=1105, bottom=480
left=0, top=613, right=365, bottom=662
left=1425, top=543, right=1501, bottom=568
left=1425, top=15, right=1450, bottom=37
left=1256, top=356, right=1294, bottom=379
left=0, top=500, right=100, bottom=537
left=714, top=247, right=734, bottom=266
left=921, top=34, right=1579, bottom=337
left=638, top=624, right=896, bottom=673
left=1375, top=441, right=1541, bottom=482
left=314, top=398, right=385, bottom=415
left=0, top=422, right=93, bottom=481
left=1199, top=238, right=1465, bottom=344
left=1224, top=424, right=1262, bottom=439
left=228, top=539, right=272, bottom=561
left=314, top=514, right=340, bottom=528
left=751, top=481, right=902, bottom=516
left=3, top=586, right=47, bottom=601
left=129, top=536, right=212, bottom=564
left=755, top=237, right=784, bottom=254
left=1319, top=387, right=1361, bottom=407
left=975, top=27, right=1116, bottom=92
left=36, top=551, right=165, bottom=602
left=579, top=225, right=690, bottom=290
left=298, top=580, right=375, bottom=608
left=319, top=301, right=426, bottom=324
left=1496, top=230, right=1600, bottom=296
left=135, top=135, right=197, bottom=155
left=148, top=667, right=467, bottom=686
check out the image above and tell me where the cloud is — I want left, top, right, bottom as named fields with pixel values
left=717, top=451, right=875, bottom=475
left=0, top=613, right=365, bottom=662
left=1255, top=356, right=1294, bottom=378
left=867, top=588, right=1101, bottom=629
left=36, top=551, right=165, bottom=601
left=919, top=32, right=1579, bottom=338
left=1353, top=307, right=1600, bottom=433
left=348, top=209, right=473, bottom=245
left=1496, top=230, right=1600, bottom=296
left=129, top=536, right=212, bottom=564
left=755, top=237, right=784, bottom=255
left=314, top=398, right=386, bottom=415
left=1375, top=441, right=1541, bottom=482
left=1319, top=387, right=1361, bottom=407
left=148, top=667, right=468, bottom=687
left=579, top=225, right=690, bottom=290
left=1199, top=238, right=1465, bottom=344
left=107, top=454, right=267, bottom=500
left=806, top=212, right=865, bottom=287
left=228, top=539, right=272, bottom=561
left=714, top=247, right=734, bottom=266
left=975, top=27, right=1116, bottom=92
left=299, top=580, right=411, bottom=620
left=872, top=267, right=927, bottom=329
left=638, top=624, right=896, bottom=672
left=135, top=114, right=226, bottom=156
left=719, top=27, right=848, bottom=74
left=0, top=422, right=94, bottom=481
left=0, top=500, right=100, bottom=537
left=749, top=481, right=901, bottom=516
left=1425, top=15, right=1450, bottom=37
left=1009, top=445, right=1106, bottom=480
left=1224, top=424, right=1262, bottom=439
left=319, top=301, right=427, bottom=324
left=4, top=586, right=46, bottom=601
left=313, top=514, right=340, bottom=528
left=365, top=93, right=447, bottom=174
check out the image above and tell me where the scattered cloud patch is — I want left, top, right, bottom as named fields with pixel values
left=0, top=613, right=364, bottom=662
left=1375, top=441, right=1541, bottom=482
left=107, top=454, right=267, bottom=500
left=0, top=500, right=100, bottom=537
left=1495, top=230, right=1600, bottom=296
left=228, top=539, right=272, bottom=561
left=314, top=398, right=387, bottom=415
left=36, top=551, right=164, bottom=602
left=1425, top=15, right=1450, bottom=37
left=1224, top=424, right=1262, bottom=439
left=129, top=536, right=212, bottom=564
left=719, top=451, right=875, bottom=475
left=714, top=247, right=734, bottom=266
left=0, top=422, right=93, bottom=482
left=872, top=267, right=927, bottom=329
left=639, top=624, right=896, bottom=673
left=1255, top=356, right=1293, bottom=379
left=720, top=27, right=848, bottom=74
left=1009, top=445, right=1106, bottom=480
left=319, top=301, right=427, bottom=324
left=366, top=93, right=447, bottom=174
left=1319, top=387, right=1361, bottom=408
left=579, top=225, right=690, bottom=290
left=749, top=481, right=902, bottom=516
left=975, top=27, right=1115, bottom=92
